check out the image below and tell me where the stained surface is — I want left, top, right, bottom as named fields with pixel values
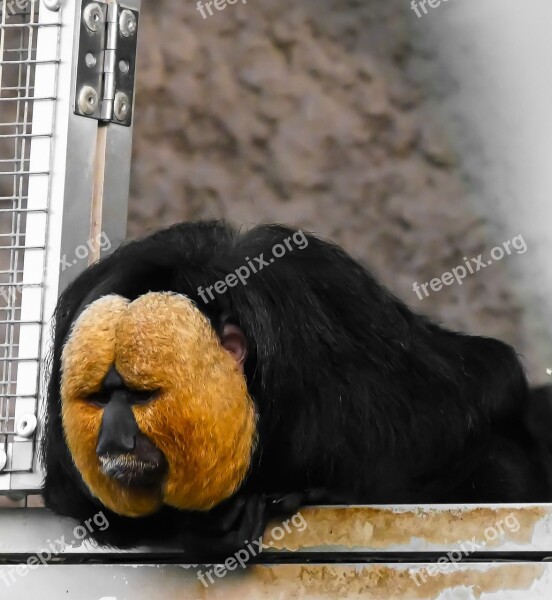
left=265, top=505, right=552, bottom=551
left=0, top=563, right=550, bottom=599
left=1, top=505, right=551, bottom=553
left=1, top=506, right=551, bottom=597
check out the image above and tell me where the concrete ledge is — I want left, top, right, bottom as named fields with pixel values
left=0, top=505, right=552, bottom=555
left=0, top=563, right=551, bottom=599
left=1, top=506, right=552, bottom=597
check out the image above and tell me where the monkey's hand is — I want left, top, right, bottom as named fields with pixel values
left=175, top=489, right=331, bottom=560
left=174, top=493, right=268, bottom=560
left=266, top=488, right=332, bottom=515
left=175, top=488, right=347, bottom=562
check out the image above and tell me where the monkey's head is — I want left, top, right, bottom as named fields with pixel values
left=60, top=292, right=256, bottom=517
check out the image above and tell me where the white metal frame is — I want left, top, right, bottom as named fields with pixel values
left=0, top=0, right=139, bottom=493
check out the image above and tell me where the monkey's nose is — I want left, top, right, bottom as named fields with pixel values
left=95, top=391, right=139, bottom=456
left=102, top=365, right=125, bottom=390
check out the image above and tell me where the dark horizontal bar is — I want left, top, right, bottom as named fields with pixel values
left=0, top=358, right=39, bottom=362
left=0, top=245, right=44, bottom=249
left=0, top=171, right=50, bottom=176
left=1, top=551, right=552, bottom=567
left=0, top=134, right=50, bottom=139
left=0, top=24, right=60, bottom=29
left=0, top=282, right=42, bottom=287
left=0, top=320, right=41, bottom=325
left=0, top=207, right=47, bottom=212
left=0, top=59, right=59, bottom=65
left=0, top=97, right=55, bottom=102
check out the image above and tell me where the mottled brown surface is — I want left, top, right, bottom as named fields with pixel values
left=265, top=506, right=549, bottom=551
left=249, top=564, right=546, bottom=599
left=128, top=0, right=534, bottom=375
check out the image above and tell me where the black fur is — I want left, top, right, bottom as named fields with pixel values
left=41, top=221, right=552, bottom=553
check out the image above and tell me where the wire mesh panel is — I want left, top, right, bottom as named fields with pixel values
left=0, top=0, right=137, bottom=494
left=0, top=1, right=61, bottom=488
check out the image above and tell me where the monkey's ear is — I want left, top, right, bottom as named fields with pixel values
left=220, top=324, right=247, bottom=370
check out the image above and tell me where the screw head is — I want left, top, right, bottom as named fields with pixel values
left=43, top=0, right=63, bottom=10
left=78, top=85, right=99, bottom=116
left=83, top=3, right=104, bottom=32
left=119, top=9, right=137, bottom=38
left=113, top=91, right=131, bottom=121
left=16, top=413, right=37, bottom=438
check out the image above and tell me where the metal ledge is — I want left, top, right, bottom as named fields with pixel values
left=1, top=504, right=552, bottom=557
left=1, top=506, right=552, bottom=598
left=0, top=563, right=551, bottom=599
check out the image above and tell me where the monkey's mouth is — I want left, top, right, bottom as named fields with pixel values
left=99, top=453, right=167, bottom=488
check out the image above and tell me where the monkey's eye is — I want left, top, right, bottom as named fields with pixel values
left=85, top=389, right=159, bottom=407
left=129, top=389, right=160, bottom=405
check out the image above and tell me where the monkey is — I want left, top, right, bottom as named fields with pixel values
left=41, top=220, right=552, bottom=556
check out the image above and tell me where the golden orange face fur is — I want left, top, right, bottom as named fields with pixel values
left=60, top=292, right=257, bottom=517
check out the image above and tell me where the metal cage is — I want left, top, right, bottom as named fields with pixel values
left=0, top=0, right=138, bottom=495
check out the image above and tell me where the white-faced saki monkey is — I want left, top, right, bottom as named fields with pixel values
left=41, top=221, right=552, bottom=556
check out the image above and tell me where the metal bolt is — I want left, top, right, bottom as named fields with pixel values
left=119, top=9, right=137, bottom=38
left=43, top=0, right=63, bottom=10
left=15, top=413, right=37, bottom=438
left=85, top=52, right=97, bottom=68
left=78, top=85, right=99, bottom=116
left=113, top=91, right=130, bottom=121
left=83, top=3, right=104, bottom=32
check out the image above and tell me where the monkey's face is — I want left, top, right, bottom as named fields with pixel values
left=60, top=292, right=256, bottom=517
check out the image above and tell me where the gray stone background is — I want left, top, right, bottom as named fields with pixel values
left=127, top=0, right=552, bottom=383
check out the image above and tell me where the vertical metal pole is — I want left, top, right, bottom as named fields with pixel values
left=0, top=0, right=140, bottom=492
left=97, top=0, right=140, bottom=259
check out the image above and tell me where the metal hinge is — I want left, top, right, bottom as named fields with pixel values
left=74, top=0, right=139, bottom=126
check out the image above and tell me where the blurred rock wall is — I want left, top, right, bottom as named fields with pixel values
left=128, top=1, right=536, bottom=377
